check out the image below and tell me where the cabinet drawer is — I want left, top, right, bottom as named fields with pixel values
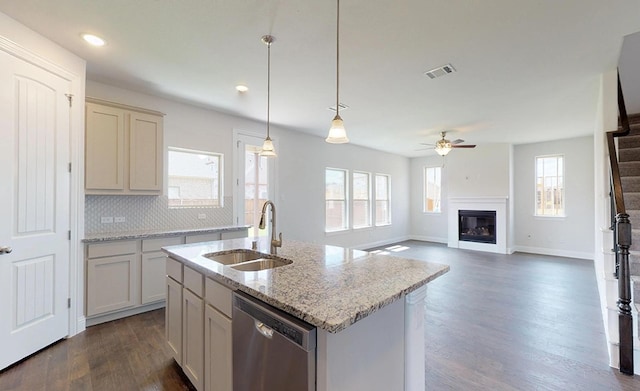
left=185, top=233, right=221, bottom=244
left=142, top=236, right=184, bottom=252
left=87, top=240, right=137, bottom=259
left=166, top=257, right=183, bottom=283
left=205, top=278, right=233, bottom=318
left=184, top=266, right=204, bottom=297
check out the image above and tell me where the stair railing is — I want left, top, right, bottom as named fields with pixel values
left=606, top=72, right=633, bottom=375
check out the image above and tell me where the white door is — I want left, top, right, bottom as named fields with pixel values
left=0, top=50, right=71, bottom=370
left=234, top=133, right=275, bottom=238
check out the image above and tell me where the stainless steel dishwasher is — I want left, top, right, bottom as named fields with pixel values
left=233, top=291, right=317, bottom=391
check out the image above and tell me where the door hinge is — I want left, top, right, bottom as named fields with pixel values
left=237, top=178, right=239, bottom=186
left=67, top=298, right=71, bottom=308
left=237, top=140, right=241, bottom=148
left=64, top=93, right=73, bottom=107
left=68, top=230, right=71, bottom=240
left=68, top=162, right=72, bottom=173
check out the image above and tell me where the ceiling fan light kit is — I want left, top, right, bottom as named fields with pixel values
left=430, top=131, right=476, bottom=156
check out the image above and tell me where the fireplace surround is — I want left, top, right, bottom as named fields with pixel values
left=448, top=197, right=509, bottom=254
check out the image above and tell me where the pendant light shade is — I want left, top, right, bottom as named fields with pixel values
left=326, top=0, right=349, bottom=144
left=326, top=114, right=348, bottom=144
left=260, top=35, right=277, bottom=157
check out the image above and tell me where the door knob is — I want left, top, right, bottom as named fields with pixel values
left=0, top=246, right=12, bottom=254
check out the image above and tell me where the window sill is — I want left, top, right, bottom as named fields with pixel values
left=325, top=229, right=350, bottom=236
left=422, top=211, right=441, bottom=215
left=534, top=215, right=566, bottom=220
left=375, top=223, right=392, bottom=228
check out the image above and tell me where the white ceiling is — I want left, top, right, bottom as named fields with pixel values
left=1, top=0, right=639, bottom=157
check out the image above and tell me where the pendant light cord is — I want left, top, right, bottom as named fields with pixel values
left=336, top=0, right=340, bottom=117
left=267, top=40, right=271, bottom=138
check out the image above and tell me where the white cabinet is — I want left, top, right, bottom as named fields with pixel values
left=205, top=278, right=233, bottom=391
left=167, top=259, right=235, bottom=391
left=141, top=236, right=184, bottom=304
left=166, top=275, right=183, bottom=364
left=85, top=98, right=164, bottom=195
left=182, top=266, right=205, bottom=390
left=86, top=241, right=138, bottom=317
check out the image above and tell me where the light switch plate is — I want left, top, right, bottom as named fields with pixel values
left=101, top=216, right=113, bottom=224
left=114, top=216, right=126, bottom=223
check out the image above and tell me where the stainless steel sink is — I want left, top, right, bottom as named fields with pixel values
left=203, top=249, right=292, bottom=271
left=203, top=250, right=264, bottom=265
left=230, top=258, right=292, bottom=272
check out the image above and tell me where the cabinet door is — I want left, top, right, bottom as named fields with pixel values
left=166, top=277, right=183, bottom=365
left=86, top=254, right=137, bottom=316
left=85, top=103, right=125, bottom=190
left=129, top=111, right=163, bottom=192
left=205, top=305, right=233, bottom=391
left=183, top=288, right=204, bottom=390
left=141, top=251, right=167, bottom=304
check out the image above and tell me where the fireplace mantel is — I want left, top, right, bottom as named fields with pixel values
left=448, top=197, right=509, bottom=254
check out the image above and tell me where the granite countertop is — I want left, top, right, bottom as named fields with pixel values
left=163, top=237, right=449, bottom=333
left=83, top=225, right=251, bottom=243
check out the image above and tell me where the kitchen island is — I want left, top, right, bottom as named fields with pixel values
left=163, top=237, right=449, bottom=391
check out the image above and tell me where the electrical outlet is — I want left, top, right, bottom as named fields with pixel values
left=198, top=213, right=207, bottom=220
left=114, top=216, right=126, bottom=223
left=101, top=216, right=113, bottom=224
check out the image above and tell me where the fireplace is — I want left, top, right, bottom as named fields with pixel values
left=449, top=197, right=508, bottom=254
left=458, top=210, right=496, bottom=244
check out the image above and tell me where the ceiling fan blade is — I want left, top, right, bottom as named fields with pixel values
left=451, top=144, right=476, bottom=148
left=450, top=139, right=465, bottom=145
left=420, top=142, right=436, bottom=146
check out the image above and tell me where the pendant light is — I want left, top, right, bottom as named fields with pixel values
left=260, top=35, right=277, bottom=157
left=326, top=0, right=349, bottom=144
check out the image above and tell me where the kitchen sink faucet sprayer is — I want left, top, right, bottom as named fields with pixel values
left=258, top=200, right=282, bottom=254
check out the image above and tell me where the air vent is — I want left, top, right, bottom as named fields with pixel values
left=328, top=103, right=349, bottom=112
left=424, top=63, right=456, bottom=79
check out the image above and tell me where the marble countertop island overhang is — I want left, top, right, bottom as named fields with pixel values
left=162, top=238, right=449, bottom=333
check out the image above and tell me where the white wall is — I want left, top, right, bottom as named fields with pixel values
left=513, top=136, right=595, bottom=259
left=409, top=144, right=511, bottom=243
left=86, top=80, right=410, bottom=249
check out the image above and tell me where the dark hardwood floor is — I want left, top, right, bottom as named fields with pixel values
left=1, top=240, right=639, bottom=390
left=370, top=240, right=640, bottom=390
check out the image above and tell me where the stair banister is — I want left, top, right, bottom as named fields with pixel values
left=606, top=72, right=633, bottom=375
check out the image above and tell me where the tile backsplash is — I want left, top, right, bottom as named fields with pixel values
left=85, top=195, right=234, bottom=234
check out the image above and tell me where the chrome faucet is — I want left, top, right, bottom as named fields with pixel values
left=258, top=200, right=282, bottom=254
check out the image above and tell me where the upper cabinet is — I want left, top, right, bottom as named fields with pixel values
left=85, top=98, right=164, bottom=195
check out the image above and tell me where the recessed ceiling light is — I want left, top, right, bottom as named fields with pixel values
left=81, top=33, right=106, bottom=47
left=236, top=85, right=249, bottom=92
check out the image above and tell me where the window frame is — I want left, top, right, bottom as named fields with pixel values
left=534, top=154, right=565, bottom=217
left=374, top=173, right=392, bottom=226
left=352, top=171, right=372, bottom=229
left=325, top=167, right=350, bottom=232
left=167, top=146, right=224, bottom=209
left=423, top=166, right=442, bottom=213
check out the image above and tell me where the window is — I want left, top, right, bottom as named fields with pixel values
left=535, top=155, right=564, bottom=216
left=326, top=168, right=348, bottom=231
left=168, top=147, right=222, bottom=207
left=424, top=166, right=441, bottom=213
left=243, top=145, right=269, bottom=237
left=352, top=171, right=371, bottom=228
left=375, top=174, right=391, bottom=226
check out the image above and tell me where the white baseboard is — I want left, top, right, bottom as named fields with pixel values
left=513, top=245, right=594, bottom=260
left=408, top=235, right=447, bottom=244
left=355, top=236, right=411, bottom=251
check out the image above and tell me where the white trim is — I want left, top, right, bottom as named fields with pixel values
left=513, top=245, right=593, bottom=260
left=409, top=235, right=447, bottom=244
left=352, top=235, right=411, bottom=251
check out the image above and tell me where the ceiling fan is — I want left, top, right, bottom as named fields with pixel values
left=420, top=131, right=476, bottom=156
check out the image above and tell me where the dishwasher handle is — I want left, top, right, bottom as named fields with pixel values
left=255, top=320, right=274, bottom=339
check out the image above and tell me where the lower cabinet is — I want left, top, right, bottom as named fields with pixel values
left=167, top=257, right=234, bottom=391
left=205, top=304, right=233, bottom=391
left=183, top=288, right=204, bottom=391
left=86, top=240, right=138, bottom=317
left=166, top=276, right=183, bottom=364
